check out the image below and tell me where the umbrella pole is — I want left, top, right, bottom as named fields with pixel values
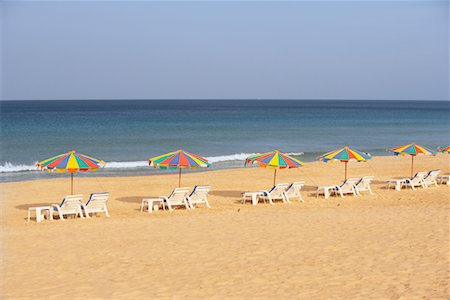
left=273, top=169, right=277, bottom=186
left=345, top=162, right=348, bottom=180
left=178, top=168, right=182, bottom=187
left=71, top=173, right=74, bottom=195
left=411, top=156, right=414, bottom=178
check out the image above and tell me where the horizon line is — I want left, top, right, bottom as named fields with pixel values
left=1, top=98, right=449, bottom=102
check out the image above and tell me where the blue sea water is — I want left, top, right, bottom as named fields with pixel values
left=1, top=100, right=449, bottom=182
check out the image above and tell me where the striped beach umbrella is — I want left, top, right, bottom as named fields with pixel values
left=391, top=143, right=436, bottom=177
left=149, top=150, right=210, bottom=187
left=245, top=150, right=304, bottom=185
left=320, top=146, right=372, bottom=180
left=438, top=144, right=450, bottom=153
left=37, top=150, right=106, bottom=194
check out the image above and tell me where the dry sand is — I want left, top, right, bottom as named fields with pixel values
left=1, top=154, right=449, bottom=299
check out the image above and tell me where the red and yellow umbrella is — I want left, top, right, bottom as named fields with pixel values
left=149, top=150, right=210, bottom=187
left=37, top=150, right=106, bottom=194
left=245, top=150, right=304, bottom=185
left=391, top=143, right=435, bottom=177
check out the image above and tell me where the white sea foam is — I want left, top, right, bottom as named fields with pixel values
left=0, top=162, right=39, bottom=173
left=206, top=153, right=256, bottom=163
left=0, top=152, right=304, bottom=173
left=105, top=161, right=148, bottom=169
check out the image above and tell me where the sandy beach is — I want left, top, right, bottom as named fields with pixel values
left=1, top=154, right=449, bottom=299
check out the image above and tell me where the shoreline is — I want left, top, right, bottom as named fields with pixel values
left=1, top=152, right=445, bottom=184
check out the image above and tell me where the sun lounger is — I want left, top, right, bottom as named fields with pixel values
left=423, top=170, right=440, bottom=187
left=187, top=186, right=211, bottom=209
left=141, top=188, right=190, bottom=212
left=82, top=192, right=110, bottom=217
left=334, top=178, right=360, bottom=196
left=401, top=172, right=428, bottom=190
left=355, top=176, right=374, bottom=195
left=259, top=183, right=290, bottom=204
left=317, top=178, right=359, bottom=199
left=52, top=194, right=84, bottom=220
left=160, top=187, right=191, bottom=211
left=283, top=181, right=305, bottom=202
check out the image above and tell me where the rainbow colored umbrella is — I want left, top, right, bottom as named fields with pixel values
left=391, top=143, right=436, bottom=177
left=37, top=150, right=106, bottom=194
left=438, top=144, right=450, bottom=153
left=245, top=150, right=304, bottom=185
left=320, top=146, right=372, bottom=180
left=149, top=150, right=210, bottom=187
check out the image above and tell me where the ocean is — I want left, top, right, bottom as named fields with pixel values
left=1, top=100, right=448, bottom=182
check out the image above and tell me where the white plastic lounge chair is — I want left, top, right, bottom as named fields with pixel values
left=260, top=183, right=290, bottom=204
left=355, top=176, right=374, bottom=195
left=160, top=187, right=190, bottom=211
left=333, top=178, right=360, bottom=197
left=401, top=172, right=427, bottom=190
left=187, top=186, right=211, bottom=209
left=317, top=178, right=359, bottom=199
left=52, top=194, right=84, bottom=220
left=82, top=192, right=110, bottom=217
left=283, top=181, right=305, bottom=202
left=422, top=170, right=440, bottom=187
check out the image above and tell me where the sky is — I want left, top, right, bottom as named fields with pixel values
left=1, top=1, right=449, bottom=101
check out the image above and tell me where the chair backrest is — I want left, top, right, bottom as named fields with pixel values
left=285, top=181, right=305, bottom=196
left=268, top=183, right=290, bottom=198
left=424, top=170, right=440, bottom=181
left=168, top=187, right=190, bottom=203
left=356, top=176, right=374, bottom=189
left=411, top=172, right=427, bottom=182
left=189, top=186, right=210, bottom=203
left=340, top=178, right=359, bottom=192
left=86, top=192, right=109, bottom=208
left=59, top=194, right=83, bottom=211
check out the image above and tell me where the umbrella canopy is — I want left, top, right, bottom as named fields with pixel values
left=392, top=143, right=436, bottom=157
left=245, top=150, right=304, bottom=185
left=391, top=143, right=436, bottom=177
left=149, top=150, right=210, bottom=187
left=37, top=150, right=105, bottom=194
left=319, top=146, right=372, bottom=180
left=438, top=144, right=450, bottom=153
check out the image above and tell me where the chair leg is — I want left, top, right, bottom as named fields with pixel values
left=104, top=205, right=110, bottom=217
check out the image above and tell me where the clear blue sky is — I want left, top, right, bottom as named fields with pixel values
left=1, top=1, right=449, bottom=100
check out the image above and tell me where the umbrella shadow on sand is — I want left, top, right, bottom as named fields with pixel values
left=116, top=196, right=157, bottom=212
left=16, top=203, right=52, bottom=211
left=116, top=196, right=153, bottom=204
left=209, top=190, right=245, bottom=204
